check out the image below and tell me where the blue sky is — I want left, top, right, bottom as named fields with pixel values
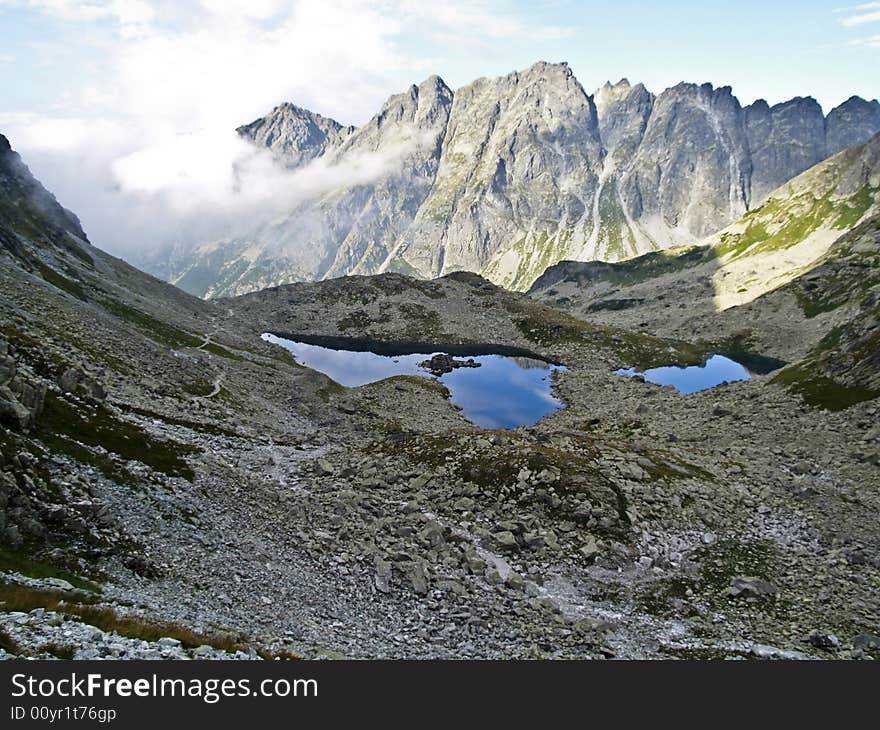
left=0, top=1, right=877, bottom=257
left=1, top=0, right=877, bottom=125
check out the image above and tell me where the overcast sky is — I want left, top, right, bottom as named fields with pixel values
left=1, top=0, right=878, bottom=260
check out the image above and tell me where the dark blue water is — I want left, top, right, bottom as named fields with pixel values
left=263, top=334, right=566, bottom=429
left=615, top=355, right=751, bottom=394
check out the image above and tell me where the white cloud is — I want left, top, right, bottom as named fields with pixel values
left=838, top=1, right=880, bottom=25
left=2, top=0, right=157, bottom=37
left=0, top=1, right=576, bottom=264
left=842, top=9, right=880, bottom=25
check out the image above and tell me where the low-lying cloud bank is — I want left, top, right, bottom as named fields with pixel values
left=0, top=114, right=432, bottom=274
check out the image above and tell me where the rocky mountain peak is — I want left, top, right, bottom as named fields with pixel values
left=337, top=74, right=454, bottom=154
left=826, top=96, right=880, bottom=156
left=235, top=102, right=353, bottom=168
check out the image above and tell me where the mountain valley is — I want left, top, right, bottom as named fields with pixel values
left=1, top=115, right=879, bottom=661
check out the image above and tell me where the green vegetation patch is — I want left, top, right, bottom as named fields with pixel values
left=37, top=393, right=199, bottom=481
left=638, top=538, right=779, bottom=617
left=772, top=363, right=879, bottom=411
left=385, top=257, right=422, bottom=277
left=0, top=625, right=21, bottom=655
left=0, top=579, right=242, bottom=652
left=121, top=405, right=240, bottom=438
left=717, top=185, right=878, bottom=261
left=503, top=296, right=703, bottom=368
left=586, top=298, right=644, bottom=313
left=0, top=545, right=100, bottom=592
left=99, top=298, right=203, bottom=349
left=31, top=259, right=88, bottom=301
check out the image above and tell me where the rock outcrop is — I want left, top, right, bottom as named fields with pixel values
left=236, top=103, right=354, bottom=168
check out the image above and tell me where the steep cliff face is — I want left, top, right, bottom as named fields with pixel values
left=744, top=97, right=825, bottom=204
left=826, top=96, right=880, bottom=157
left=529, top=132, right=880, bottom=363
left=395, top=62, right=604, bottom=290
left=166, top=63, right=880, bottom=296
left=617, top=83, right=751, bottom=247
left=0, top=134, right=87, bottom=243
left=318, top=75, right=454, bottom=279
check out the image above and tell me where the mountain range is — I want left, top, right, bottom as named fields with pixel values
left=162, top=61, right=880, bottom=297
left=1, top=107, right=879, bottom=660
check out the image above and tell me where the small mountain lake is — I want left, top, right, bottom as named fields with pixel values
left=263, top=333, right=566, bottom=429
left=615, top=353, right=784, bottom=394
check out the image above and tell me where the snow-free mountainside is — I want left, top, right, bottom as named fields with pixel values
left=157, top=61, right=880, bottom=298
left=1, top=119, right=879, bottom=660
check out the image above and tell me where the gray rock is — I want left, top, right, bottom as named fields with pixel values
left=236, top=103, right=353, bottom=168
left=807, top=631, right=840, bottom=651
left=493, top=531, right=519, bottom=552
left=724, top=576, right=778, bottom=601
left=452, top=497, right=475, bottom=512
left=578, top=537, right=601, bottom=562
left=851, top=633, right=880, bottom=652
left=750, top=644, right=812, bottom=661
left=404, top=562, right=429, bottom=595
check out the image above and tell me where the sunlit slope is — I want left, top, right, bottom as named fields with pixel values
left=531, top=131, right=879, bottom=309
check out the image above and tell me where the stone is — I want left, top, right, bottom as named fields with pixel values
left=724, top=576, right=777, bottom=601
left=418, top=353, right=481, bottom=376
left=42, top=578, right=75, bottom=592
left=493, top=531, right=518, bottom=552
left=409, top=473, right=432, bottom=490
left=807, top=631, right=840, bottom=651
left=374, top=558, right=393, bottom=594
left=452, top=497, right=475, bottom=512
left=484, top=568, right=504, bottom=585
left=464, top=551, right=487, bottom=574
left=419, top=521, right=446, bottom=548
left=579, top=537, right=601, bottom=562
left=851, top=633, right=880, bottom=652
left=404, top=562, right=429, bottom=595
left=750, top=644, right=811, bottom=661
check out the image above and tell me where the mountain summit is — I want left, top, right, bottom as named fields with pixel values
left=165, top=62, right=880, bottom=297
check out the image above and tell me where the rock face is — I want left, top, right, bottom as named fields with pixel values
left=826, top=96, right=880, bottom=157
left=618, top=82, right=751, bottom=246
left=0, top=134, right=86, bottom=242
left=745, top=97, right=827, bottom=202
left=399, top=62, right=603, bottom=284
left=236, top=103, right=354, bottom=168
left=164, top=63, right=880, bottom=295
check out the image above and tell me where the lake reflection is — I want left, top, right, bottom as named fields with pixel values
left=263, top=334, right=566, bottom=429
left=615, top=354, right=752, bottom=394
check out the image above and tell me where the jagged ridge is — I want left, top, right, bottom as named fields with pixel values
left=164, top=62, right=880, bottom=297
